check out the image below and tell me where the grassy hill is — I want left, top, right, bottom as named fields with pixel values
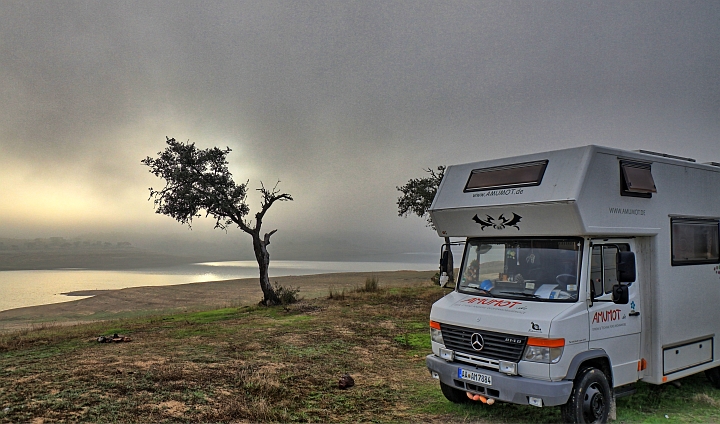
left=1, top=283, right=719, bottom=422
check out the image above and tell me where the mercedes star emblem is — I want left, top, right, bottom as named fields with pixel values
left=470, top=333, right=485, bottom=351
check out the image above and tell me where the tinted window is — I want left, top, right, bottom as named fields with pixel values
left=464, top=160, right=548, bottom=192
left=671, top=219, right=720, bottom=265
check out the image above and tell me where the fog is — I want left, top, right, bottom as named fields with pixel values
left=2, top=1, right=719, bottom=261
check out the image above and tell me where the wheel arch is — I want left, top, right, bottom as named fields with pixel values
left=564, top=350, right=613, bottom=387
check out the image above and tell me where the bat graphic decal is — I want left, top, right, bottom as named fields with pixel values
left=472, top=213, right=522, bottom=230
left=499, top=213, right=522, bottom=230
left=472, top=214, right=495, bottom=230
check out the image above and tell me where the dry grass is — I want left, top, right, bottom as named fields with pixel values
left=692, top=392, right=720, bottom=408
left=2, top=283, right=720, bottom=423
left=355, top=275, right=380, bottom=293
left=327, top=285, right=347, bottom=300
left=0, top=283, right=446, bottom=423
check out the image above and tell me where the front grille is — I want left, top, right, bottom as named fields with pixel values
left=440, top=323, right=527, bottom=363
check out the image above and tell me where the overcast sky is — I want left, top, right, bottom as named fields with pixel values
left=1, top=1, right=719, bottom=261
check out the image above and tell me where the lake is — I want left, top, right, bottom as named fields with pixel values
left=0, top=260, right=438, bottom=312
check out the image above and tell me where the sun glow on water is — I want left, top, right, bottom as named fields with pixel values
left=0, top=260, right=436, bottom=312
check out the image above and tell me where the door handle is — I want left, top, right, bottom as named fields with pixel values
left=629, top=311, right=640, bottom=317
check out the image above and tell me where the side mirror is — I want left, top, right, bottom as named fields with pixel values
left=440, top=249, right=450, bottom=275
left=612, top=284, right=629, bottom=304
left=616, top=251, right=636, bottom=283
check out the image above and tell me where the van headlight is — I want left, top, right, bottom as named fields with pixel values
left=523, top=337, right=564, bottom=364
left=430, top=320, right=444, bottom=344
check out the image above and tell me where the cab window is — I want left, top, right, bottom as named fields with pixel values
left=591, top=244, right=630, bottom=298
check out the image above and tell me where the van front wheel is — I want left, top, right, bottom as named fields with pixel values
left=706, top=367, right=720, bottom=389
left=440, top=381, right=470, bottom=404
left=561, top=367, right=611, bottom=423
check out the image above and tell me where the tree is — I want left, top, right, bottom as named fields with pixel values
left=396, top=166, right=454, bottom=283
left=396, top=166, right=445, bottom=229
left=142, top=137, right=293, bottom=306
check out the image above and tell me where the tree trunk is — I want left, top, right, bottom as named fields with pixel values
left=252, top=232, right=280, bottom=306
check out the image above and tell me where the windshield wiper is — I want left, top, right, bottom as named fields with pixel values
left=462, top=287, right=495, bottom=297
left=500, top=291, right=540, bottom=298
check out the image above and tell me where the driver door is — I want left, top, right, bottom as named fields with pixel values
left=588, top=239, right=642, bottom=387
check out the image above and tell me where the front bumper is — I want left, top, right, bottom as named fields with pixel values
left=426, top=354, right=573, bottom=407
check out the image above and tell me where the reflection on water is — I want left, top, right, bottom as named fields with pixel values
left=0, top=260, right=436, bottom=312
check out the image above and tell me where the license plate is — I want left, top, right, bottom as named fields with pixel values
left=458, top=368, right=492, bottom=386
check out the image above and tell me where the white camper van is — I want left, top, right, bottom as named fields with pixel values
left=425, top=145, right=720, bottom=423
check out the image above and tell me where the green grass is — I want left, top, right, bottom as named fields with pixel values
left=615, top=374, right=720, bottom=422
left=166, top=307, right=244, bottom=324
left=0, top=284, right=719, bottom=423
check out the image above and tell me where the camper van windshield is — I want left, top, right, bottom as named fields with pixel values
left=458, top=238, right=582, bottom=302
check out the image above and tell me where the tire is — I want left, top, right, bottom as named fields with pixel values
left=706, top=367, right=720, bottom=389
left=440, top=381, right=470, bottom=404
left=561, top=367, right=611, bottom=423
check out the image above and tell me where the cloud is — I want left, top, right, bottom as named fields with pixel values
left=1, top=1, right=719, bottom=256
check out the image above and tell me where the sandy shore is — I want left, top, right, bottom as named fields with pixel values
left=0, top=270, right=436, bottom=332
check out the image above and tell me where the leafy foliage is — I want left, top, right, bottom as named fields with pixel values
left=141, top=138, right=292, bottom=232
left=396, top=166, right=445, bottom=229
left=397, top=166, right=454, bottom=283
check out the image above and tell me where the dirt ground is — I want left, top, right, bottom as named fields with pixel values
left=0, top=270, right=436, bottom=332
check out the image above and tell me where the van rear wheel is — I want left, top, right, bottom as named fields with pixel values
left=706, top=367, right=720, bottom=389
left=561, top=367, right=611, bottom=423
left=440, top=381, right=470, bottom=404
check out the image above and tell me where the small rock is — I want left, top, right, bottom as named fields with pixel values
left=338, top=374, right=355, bottom=390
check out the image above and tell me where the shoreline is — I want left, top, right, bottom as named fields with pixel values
left=60, top=290, right=114, bottom=296
left=0, top=270, right=437, bottom=332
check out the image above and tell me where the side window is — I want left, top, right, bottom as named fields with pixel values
left=671, top=218, right=720, bottom=266
left=590, top=247, right=603, bottom=296
left=602, top=246, right=619, bottom=293
left=591, top=244, right=630, bottom=298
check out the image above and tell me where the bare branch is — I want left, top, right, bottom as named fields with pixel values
left=254, top=180, right=294, bottom=231
left=263, top=229, right=278, bottom=246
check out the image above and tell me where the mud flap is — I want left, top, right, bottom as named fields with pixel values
left=609, top=395, right=617, bottom=421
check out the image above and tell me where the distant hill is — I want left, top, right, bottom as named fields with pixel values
left=0, top=237, right=206, bottom=271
